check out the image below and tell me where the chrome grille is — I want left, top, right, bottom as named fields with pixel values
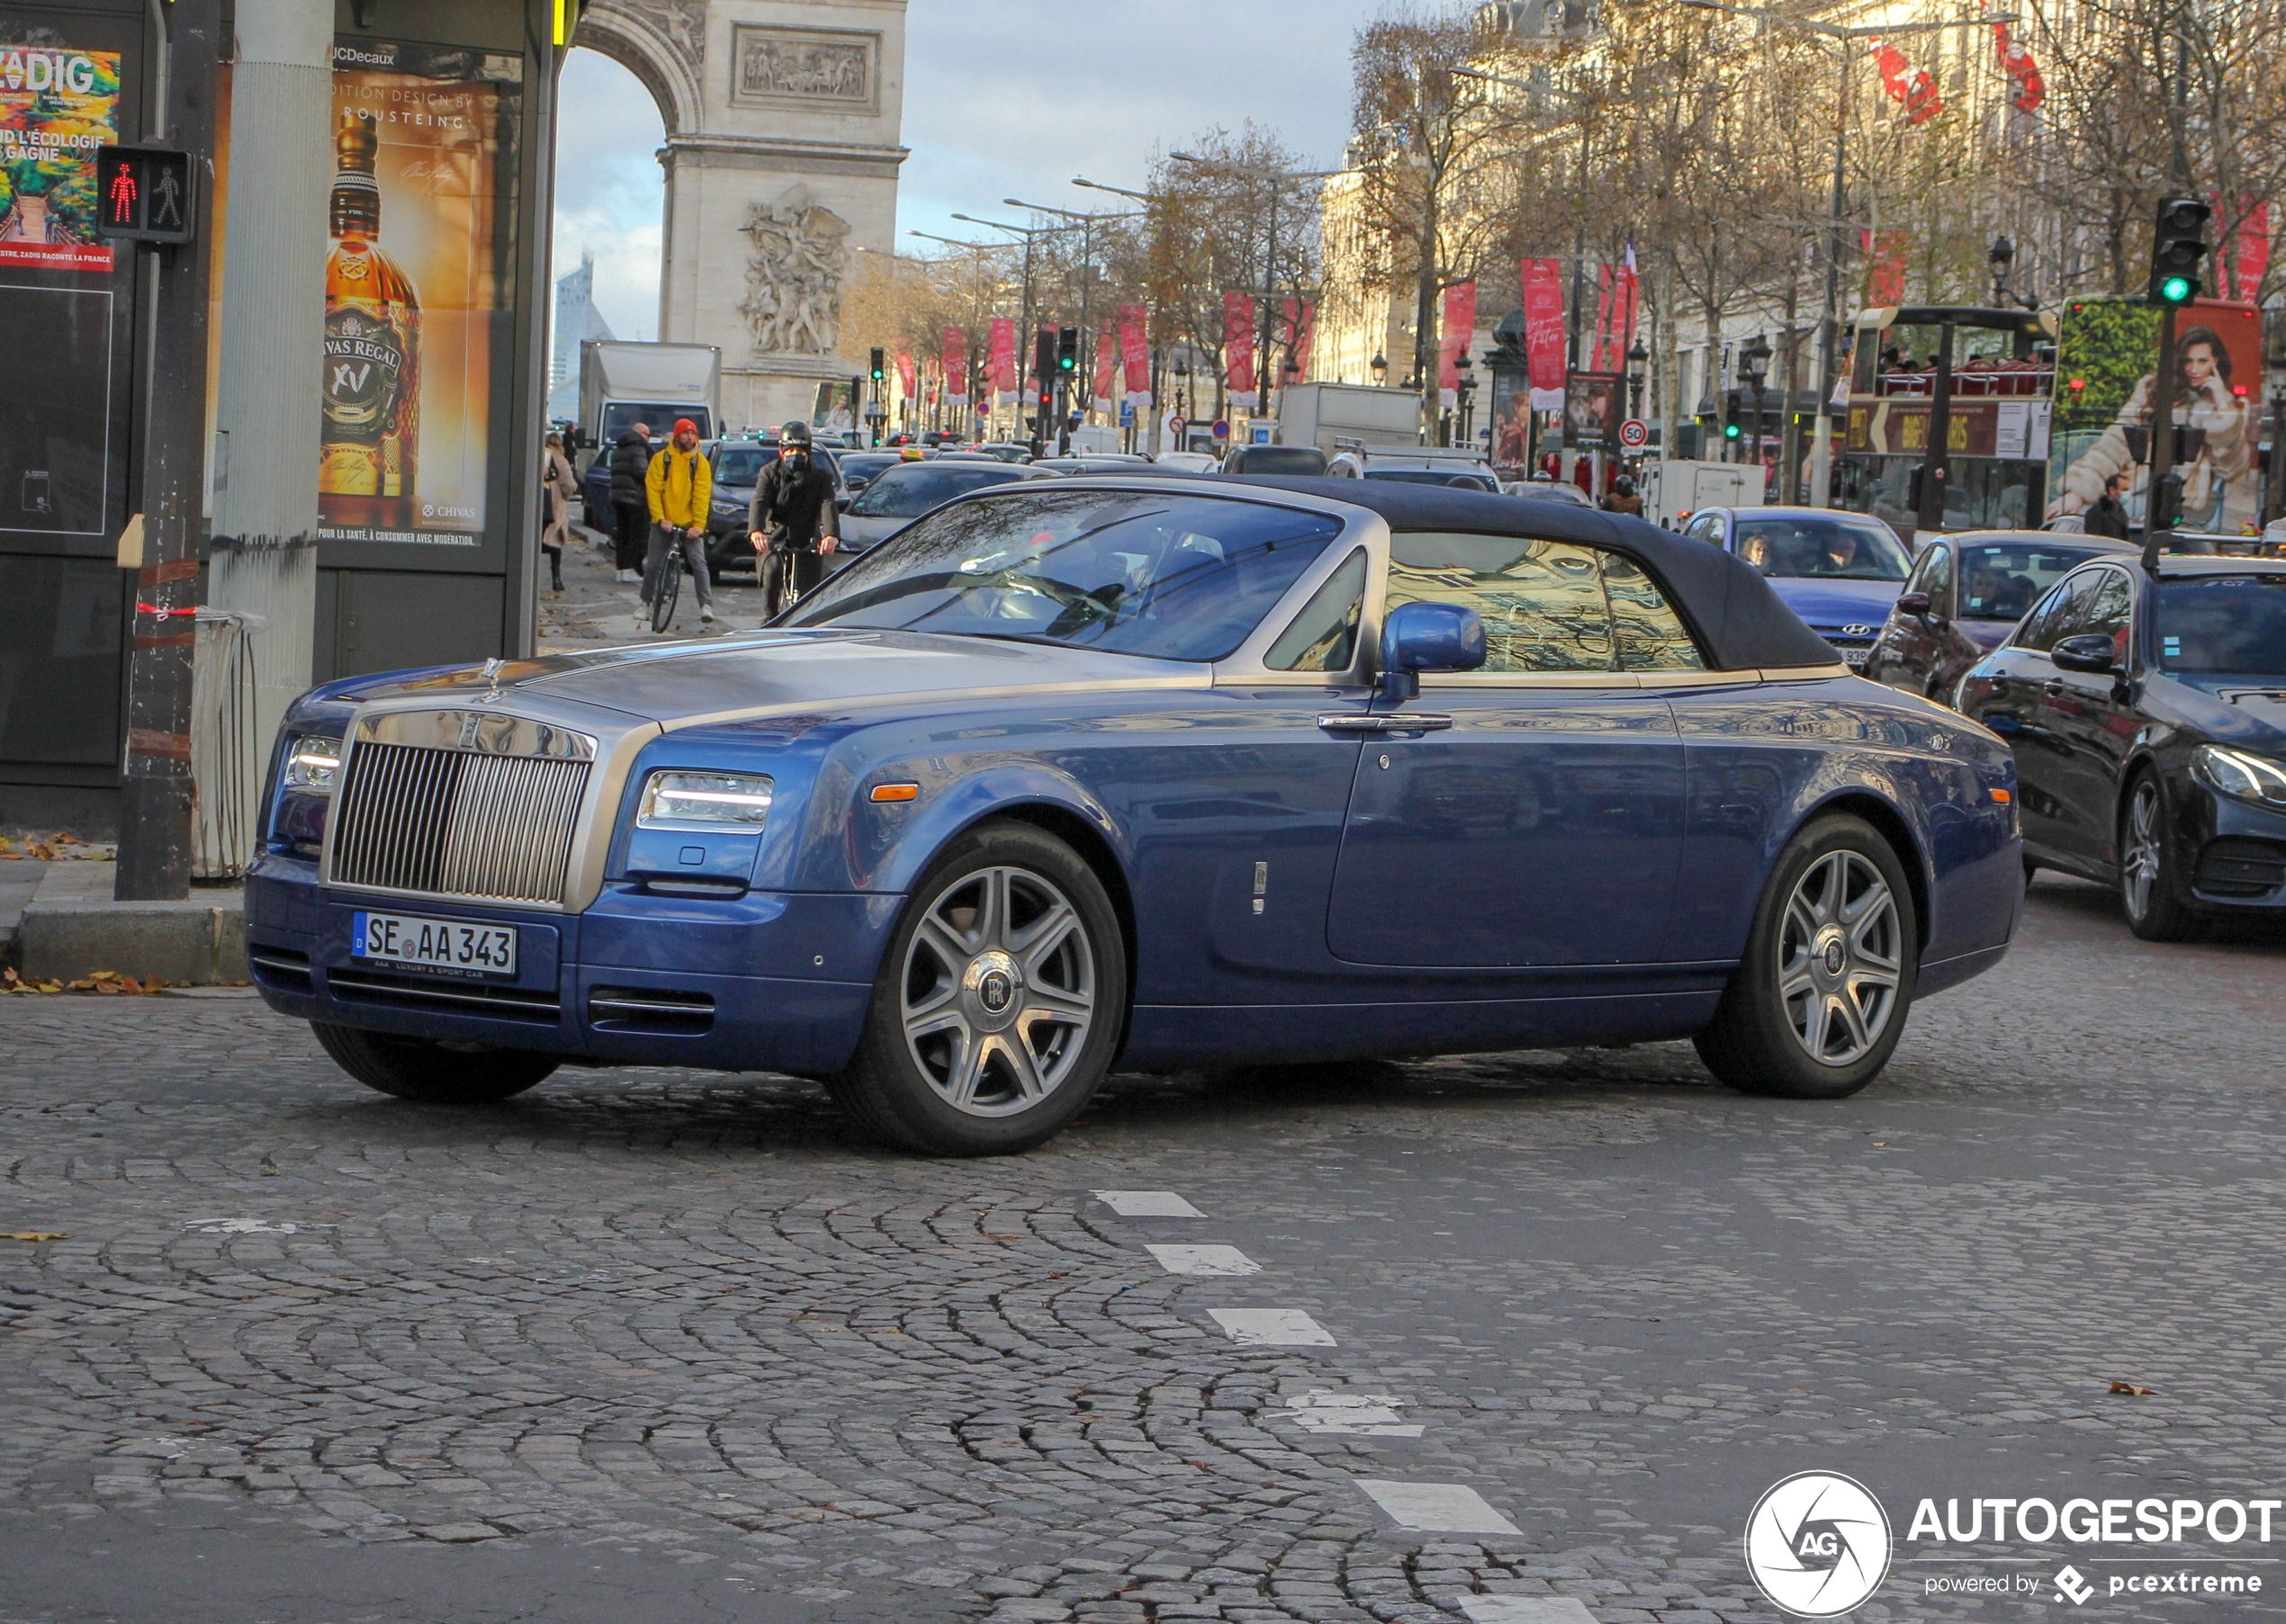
left=330, top=741, right=590, bottom=906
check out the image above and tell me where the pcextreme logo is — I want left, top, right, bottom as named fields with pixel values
left=1744, top=1473, right=1894, bottom=1617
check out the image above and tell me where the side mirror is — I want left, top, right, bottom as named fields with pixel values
left=834, top=496, right=852, bottom=513
left=2050, top=633, right=2120, bottom=675
left=1380, top=601, right=1488, bottom=701
left=1895, top=590, right=1931, bottom=617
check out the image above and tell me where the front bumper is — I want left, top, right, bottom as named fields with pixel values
left=2178, top=780, right=2286, bottom=911
left=245, top=857, right=896, bottom=1076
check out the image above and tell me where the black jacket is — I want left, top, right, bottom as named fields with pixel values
left=750, top=457, right=840, bottom=552
left=2084, top=495, right=2132, bottom=539
left=608, top=430, right=652, bottom=509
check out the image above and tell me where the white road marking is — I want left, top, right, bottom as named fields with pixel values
left=1146, top=1243, right=1260, bottom=1276
left=1094, top=1190, right=1205, bottom=1217
left=183, top=1218, right=305, bottom=1234
left=1354, top=1479, right=1522, bottom=1535
left=1210, top=1307, right=1336, bottom=1346
left=1284, top=1391, right=1424, bottom=1437
left=1460, top=1600, right=1598, bottom=1624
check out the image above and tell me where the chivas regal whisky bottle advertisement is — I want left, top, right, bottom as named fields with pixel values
left=208, top=40, right=521, bottom=549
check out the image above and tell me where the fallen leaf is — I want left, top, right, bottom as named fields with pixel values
left=2109, top=1380, right=2156, bottom=1396
left=4, top=1231, right=68, bottom=1242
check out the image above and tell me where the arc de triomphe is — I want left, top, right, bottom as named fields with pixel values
left=574, top=0, right=907, bottom=431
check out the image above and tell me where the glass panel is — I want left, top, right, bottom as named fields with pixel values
left=1264, top=548, right=1367, bottom=672
left=1957, top=543, right=2102, bottom=621
left=2156, top=575, right=2286, bottom=675
left=2081, top=568, right=2134, bottom=640
left=2015, top=571, right=2097, bottom=650
left=1601, top=553, right=1706, bottom=670
left=1733, top=516, right=1911, bottom=581
left=784, top=489, right=1339, bottom=662
left=1386, top=532, right=1615, bottom=673
left=847, top=464, right=1022, bottom=517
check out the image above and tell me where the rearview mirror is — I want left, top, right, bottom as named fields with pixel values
left=1380, top=601, right=1488, bottom=701
left=2049, top=633, right=2120, bottom=675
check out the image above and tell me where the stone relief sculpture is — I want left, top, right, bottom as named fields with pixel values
left=738, top=33, right=871, bottom=103
left=737, top=184, right=850, bottom=356
left=603, top=0, right=706, bottom=73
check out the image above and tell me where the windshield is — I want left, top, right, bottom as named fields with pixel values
left=848, top=464, right=1023, bottom=518
left=2156, top=575, right=2286, bottom=675
left=841, top=453, right=902, bottom=482
left=1734, top=517, right=1910, bottom=581
left=784, top=489, right=1341, bottom=661
left=601, top=403, right=709, bottom=443
left=1230, top=447, right=1328, bottom=475
left=1958, top=542, right=2109, bottom=620
left=1364, top=469, right=1498, bottom=490
left=712, top=447, right=768, bottom=487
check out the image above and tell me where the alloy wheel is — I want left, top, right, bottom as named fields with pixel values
left=1777, top=849, right=1903, bottom=1067
left=900, top=865, right=1096, bottom=1117
left=2121, top=780, right=2163, bottom=922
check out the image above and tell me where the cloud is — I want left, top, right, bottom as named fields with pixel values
left=549, top=48, right=664, bottom=339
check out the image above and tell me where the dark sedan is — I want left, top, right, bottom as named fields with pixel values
left=834, top=460, right=1058, bottom=559
left=1958, top=554, right=2286, bottom=939
left=1866, top=531, right=2138, bottom=703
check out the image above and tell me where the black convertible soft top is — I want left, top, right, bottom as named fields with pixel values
left=1223, top=474, right=1840, bottom=672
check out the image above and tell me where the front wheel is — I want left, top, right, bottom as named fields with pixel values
left=2120, top=771, right=2204, bottom=941
left=1696, top=813, right=1918, bottom=1100
left=650, top=549, right=682, bottom=633
left=311, top=1022, right=557, bottom=1104
left=829, top=820, right=1128, bottom=1155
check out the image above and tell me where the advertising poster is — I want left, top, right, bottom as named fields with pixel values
left=1564, top=370, right=1620, bottom=451
left=0, top=46, right=119, bottom=272
left=208, top=40, right=522, bottom=547
left=1490, top=369, right=1532, bottom=474
left=1119, top=304, right=1151, bottom=406
left=2049, top=297, right=2263, bottom=534
left=811, top=379, right=857, bottom=435
left=1223, top=291, right=1256, bottom=409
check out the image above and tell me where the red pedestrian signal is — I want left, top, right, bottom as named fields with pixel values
left=94, top=146, right=197, bottom=246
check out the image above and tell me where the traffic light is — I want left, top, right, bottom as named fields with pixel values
left=2149, top=194, right=2210, bottom=305
left=1056, top=327, right=1079, bottom=375
left=1724, top=421, right=1742, bottom=441
left=94, top=145, right=197, bottom=245
left=1033, top=328, right=1057, bottom=383
left=868, top=347, right=886, bottom=382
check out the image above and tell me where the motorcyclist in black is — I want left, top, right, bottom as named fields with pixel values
left=748, top=418, right=841, bottom=619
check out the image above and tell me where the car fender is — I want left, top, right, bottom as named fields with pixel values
left=858, top=762, right=1135, bottom=898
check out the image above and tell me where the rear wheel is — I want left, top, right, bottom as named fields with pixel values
left=651, top=547, right=682, bottom=633
left=1696, top=813, right=1918, bottom=1100
left=829, top=821, right=1127, bottom=1155
left=2120, top=771, right=2204, bottom=941
left=311, top=1022, right=556, bottom=1104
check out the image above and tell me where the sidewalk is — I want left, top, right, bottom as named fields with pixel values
left=14, top=861, right=246, bottom=986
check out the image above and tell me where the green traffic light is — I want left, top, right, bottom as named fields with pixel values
left=1724, top=422, right=1742, bottom=439
left=2160, top=275, right=2193, bottom=303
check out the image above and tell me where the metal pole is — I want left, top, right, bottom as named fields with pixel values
left=1914, top=319, right=1957, bottom=537
left=204, top=0, right=330, bottom=849
left=2147, top=303, right=2182, bottom=550
left=2268, top=384, right=2286, bottom=526
left=1259, top=184, right=1279, bottom=425
left=116, top=0, right=222, bottom=901
left=1808, top=46, right=1850, bottom=509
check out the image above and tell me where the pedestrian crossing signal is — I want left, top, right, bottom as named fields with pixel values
left=94, top=146, right=197, bottom=246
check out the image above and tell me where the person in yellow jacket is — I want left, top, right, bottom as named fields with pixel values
left=638, top=417, right=716, bottom=630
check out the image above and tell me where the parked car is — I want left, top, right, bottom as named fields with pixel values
left=1154, top=450, right=1222, bottom=473
left=703, top=439, right=843, bottom=583
left=1031, top=457, right=1200, bottom=478
left=837, top=451, right=904, bottom=496
left=1328, top=451, right=1502, bottom=493
left=834, top=460, right=1058, bottom=560
left=1957, top=552, right=2286, bottom=939
left=251, top=478, right=2019, bottom=1154
left=1501, top=478, right=1597, bottom=508
left=1681, top=506, right=1913, bottom=668
left=1865, top=530, right=2138, bottom=702
left=1221, top=444, right=1328, bottom=477
left=975, top=443, right=1035, bottom=463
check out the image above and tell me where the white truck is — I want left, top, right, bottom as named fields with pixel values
left=1640, top=459, right=1760, bottom=528
left=1276, top=381, right=1424, bottom=461
left=578, top=341, right=722, bottom=467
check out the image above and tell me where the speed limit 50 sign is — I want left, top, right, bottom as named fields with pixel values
left=1618, top=417, right=1650, bottom=450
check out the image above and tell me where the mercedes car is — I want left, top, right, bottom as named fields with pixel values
left=248, top=480, right=2021, bottom=1155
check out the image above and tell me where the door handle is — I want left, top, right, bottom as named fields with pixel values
left=2042, top=679, right=2066, bottom=697
left=1317, top=713, right=1454, bottom=735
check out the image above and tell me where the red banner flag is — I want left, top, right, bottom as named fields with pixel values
left=989, top=318, right=1016, bottom=406
left=1294, top=298, right=1317, bottom=380
left=1520, top=257, right=1566, bottom=409
left=1437, top=280, right=1478, bottom=407
left=942, top=327, right=968, bottom=405
left=1092, top=327, right=1119, bottom=415
left=1861, top=229, right=1908, bottom=306
left=1992, top=19, right=2044, bottom=113
left=2232, top=199, right=2271, bottom=301
left=1590, top=249, right=1640, bottom=372
left=1872, top=41, right=1942, bottom=124
left=1223, top=292, right=1258, bottom=408
left=895, top=351, right=916, bottom=399
left=1119, top=305, right=1153, bottom=405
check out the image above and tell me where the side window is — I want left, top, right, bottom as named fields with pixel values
left=2081, top=567, right=2135, bottom=658
left=2015, top=571, right=2097, bottom=651
left=1264, top=548, right=1367, bottom=672
left=1908, top=543, right=1953, bottom=605
left=1601, top=553, right=1706, bottom=671
left=1387, top=532, right=1614, bottom=672
left=1686, top=513, right=1724, bottom=544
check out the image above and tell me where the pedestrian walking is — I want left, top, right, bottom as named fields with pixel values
left=540, top=431, right=577, bottom=594
left=749, top=419, right=841, bottom=620
left=2084, top=471, right=2133, bottom=539
left=608, top=420, right=652, bottom=583
left=638, top=417, right=715, bottom=632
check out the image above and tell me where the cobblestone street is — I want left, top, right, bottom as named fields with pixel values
left=3, top=877, right=2282, bottom=1623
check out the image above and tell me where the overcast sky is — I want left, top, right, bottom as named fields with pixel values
left=551, top=1, right=1389, bottom=340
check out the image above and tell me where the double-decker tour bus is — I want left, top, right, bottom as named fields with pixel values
left=1832, top=304, right=2056, bottom=543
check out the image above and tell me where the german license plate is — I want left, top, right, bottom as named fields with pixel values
left=352, top=911, right=518, bottom=979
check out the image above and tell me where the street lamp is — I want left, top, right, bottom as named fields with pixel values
left=1741, top=336, right=1773, bottom=482
left=1169, top=151, right=1336, bottom=419
left=1371, top=353, right=1389, bottom=386
left=1626, top=338, right=1649, bottom=419
left=1455, top=355, right=1479, bottom=447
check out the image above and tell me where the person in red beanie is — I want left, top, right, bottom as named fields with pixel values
left=639, top=417, right=714, bottom=630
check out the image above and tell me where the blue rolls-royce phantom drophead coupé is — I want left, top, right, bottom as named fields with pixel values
left=248, top=478, right=2022, bottom=1154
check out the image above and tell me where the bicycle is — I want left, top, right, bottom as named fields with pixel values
left=650, top=540, right=683, bottom=634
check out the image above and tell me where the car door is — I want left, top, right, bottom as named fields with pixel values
left=1975, top=570, right=2101, bottom=865
left=1323, top=530, right=1687, bottom=968
left=2034, top=563, right=2140, bottom=870
left=1875, top=540, right=1951, bottom=693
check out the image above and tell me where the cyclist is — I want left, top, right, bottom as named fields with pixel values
left=749, top=419, right=841, bottom=619
left=637, top=417, right=713, bottom=632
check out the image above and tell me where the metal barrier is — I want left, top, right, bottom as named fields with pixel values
left=191, top=608, right=261, bottom=881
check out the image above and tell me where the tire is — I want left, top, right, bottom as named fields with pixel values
left=829, top=820, right=1128, bottom=1155
left=2119, top=770, right=2204, bottom=942
left=311, top=1021, right=556, bottom=1104
left=2022, top=856, right=2039, bottom=885
left=651, top=552, right=681, bottom=633
left=1696, top=813, right=1919, bottom=1100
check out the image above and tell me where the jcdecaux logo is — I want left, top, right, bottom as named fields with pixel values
left=1744, top=1473, right=2281, bottom=1614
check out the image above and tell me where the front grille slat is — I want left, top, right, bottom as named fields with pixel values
left=328, top=729, right=590, bottom=908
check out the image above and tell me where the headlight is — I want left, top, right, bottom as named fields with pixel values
left=2192, top=744, right=2286, bottom=808
left=281, top=735, right=343, bottom=795
left=637, top=769, right=774, bottom=830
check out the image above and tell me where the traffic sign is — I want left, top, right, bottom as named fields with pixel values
left=94, top=146, right=197, bottom=246
left=1618, top=417, right=1650, bottom=450
left=1210, top=418, right=1229, bottom=441
left=1166, top=415, right=1184, bottom=438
